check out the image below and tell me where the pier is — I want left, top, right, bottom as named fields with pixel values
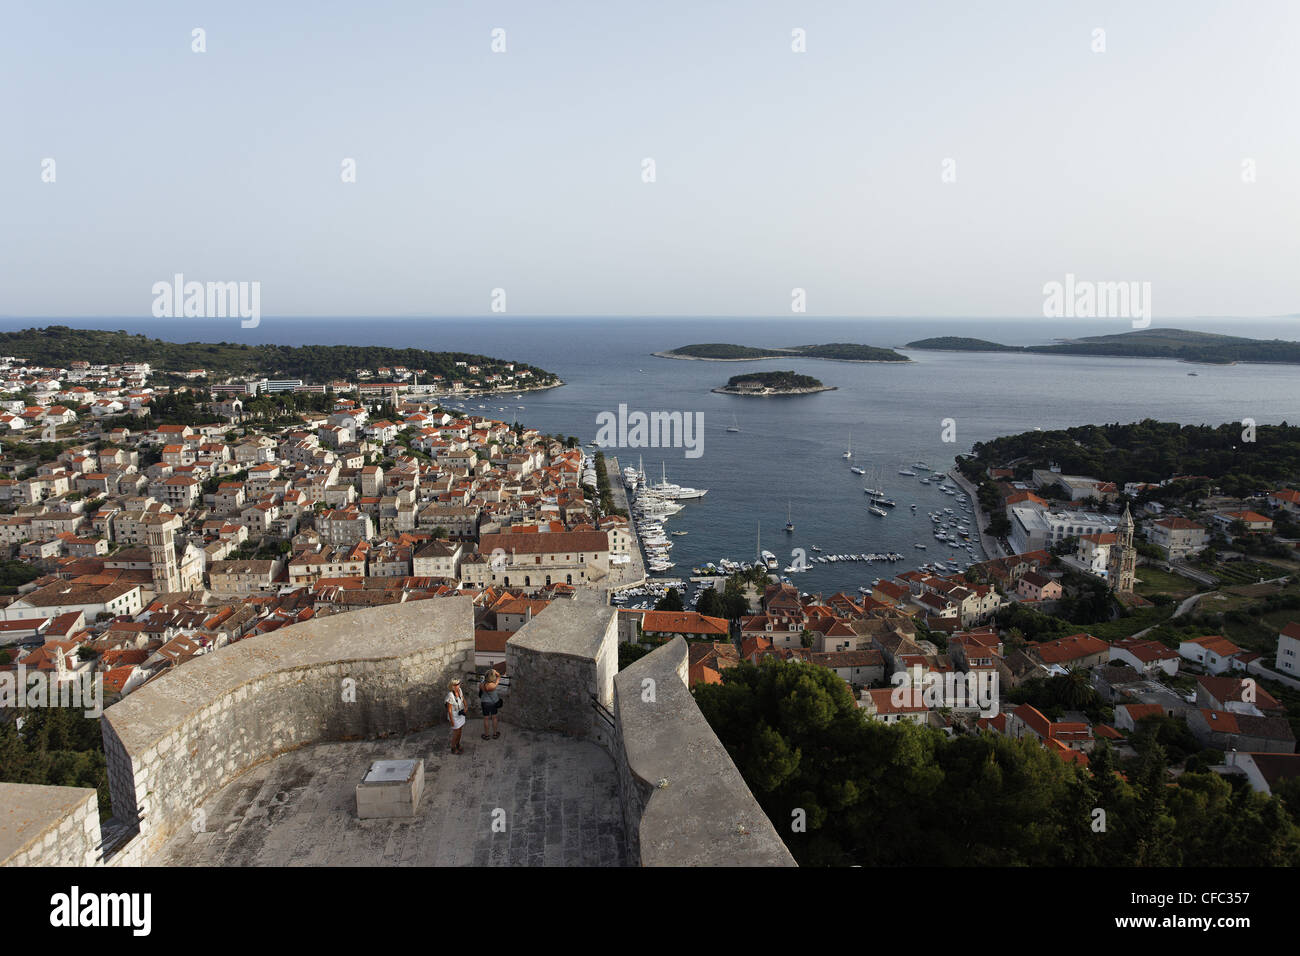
left=603, top=455, right=647, bottom=592
left=947, top=468, right=1007, bottom=560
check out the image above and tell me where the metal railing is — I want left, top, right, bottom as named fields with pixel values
left=590, top=694, right=615, bottom=729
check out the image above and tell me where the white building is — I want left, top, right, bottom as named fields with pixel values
left=1146, top=517, right=1208, bottom=560
left=1008, top=507, right=1117, bottom=554
left=1277, top=623, right=1300, bottom=679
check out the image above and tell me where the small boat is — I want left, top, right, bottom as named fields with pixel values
left=915, top=543, right=927, bottom=549
left=850, top=466, right=865, bottom=475
left=898, top=468, right=917, bottom=477
left=726, top=415, right=741, bottom=433
left=842, top=431, right=853, bottom=460
left=869, top=506, right=888, bottom=517
left=671, top=531, right=688, bottom=536
left=785, top=501, right=794, bottom=533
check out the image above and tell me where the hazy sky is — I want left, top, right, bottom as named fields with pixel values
left=2, top=1, right=1298, bottom=319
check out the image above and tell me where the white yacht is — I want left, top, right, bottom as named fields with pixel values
left=648, top=462, right=708, bottom=500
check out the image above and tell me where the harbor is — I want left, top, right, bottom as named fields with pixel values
left=605, top=448, right=990, bottom=603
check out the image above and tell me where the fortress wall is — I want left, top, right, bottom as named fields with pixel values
left=98, top=596, right=474, bottom=859
left=612, top=638, right=796, bottom=867
left=0, top=784, right=101, bottom=867
left=504, top=592, right=617, bottom=747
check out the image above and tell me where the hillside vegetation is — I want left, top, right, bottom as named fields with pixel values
left=724, top=370, right=825, bottom=390
left=0, top=326, right=559, bottom=384
left=967, top=419, right=1300, bottom=491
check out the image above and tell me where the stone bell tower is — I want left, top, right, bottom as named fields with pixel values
left=1107, top=503, right=1136, bottom=593
left=145, top=512, right=184, bottom=595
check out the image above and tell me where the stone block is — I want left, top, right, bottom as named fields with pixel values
left=355, top=759, right=424, bottom=819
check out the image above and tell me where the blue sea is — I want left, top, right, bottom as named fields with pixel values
left=8, top=315, right=1300, bottom=594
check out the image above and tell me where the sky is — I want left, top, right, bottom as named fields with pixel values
left=2, top=0, right=1298, bottom=319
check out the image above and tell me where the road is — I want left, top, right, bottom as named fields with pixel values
left=946, top=469, right=1008, bottom=561
left=1128, top=590, right=1206, bottom=641
left=603, top=455, right=646, bottom=592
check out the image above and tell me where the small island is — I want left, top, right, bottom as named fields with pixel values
left=712, top=370, right=834, bottom=396
left=657, top=342, right=910, bottom=363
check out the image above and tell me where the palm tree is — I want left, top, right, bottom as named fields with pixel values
left=1059, top=667, right=1093, bottom=710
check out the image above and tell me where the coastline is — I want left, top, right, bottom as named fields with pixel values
left=431, top=380, right=565, bottom=401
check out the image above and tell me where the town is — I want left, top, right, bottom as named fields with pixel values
left=2, top=351, right=1299, bottom=866
left=0, top=351, right=638, bottom=707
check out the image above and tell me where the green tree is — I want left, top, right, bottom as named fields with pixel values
left=695, top=587, right=724, bottom=619
left=655, top=588, right=684, bottom=612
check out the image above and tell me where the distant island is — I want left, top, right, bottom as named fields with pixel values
left=904, top=328, right=1300, bottom=365
left=712, top=370, right=834, bottom=396
left=657, top=342, right=910, bottom=363
left=0, top=325, right=562, bottom=389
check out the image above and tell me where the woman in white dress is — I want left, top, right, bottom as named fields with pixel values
left=445, top=678, right=467, bottom=754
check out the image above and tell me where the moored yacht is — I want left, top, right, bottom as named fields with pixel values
left=648, top=462, right=708, bottom=500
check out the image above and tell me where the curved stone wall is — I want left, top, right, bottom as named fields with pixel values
left=100, top=596, right=475, bottom=859
left=612, top=639, right=796, bottom=866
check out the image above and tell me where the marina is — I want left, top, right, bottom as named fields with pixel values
left=613, top=441, right=990, bottom=596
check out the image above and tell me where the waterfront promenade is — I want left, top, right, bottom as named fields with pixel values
left=947, top=468, right=1007, bottom=560
left=604, top=455, right=646, bottom=591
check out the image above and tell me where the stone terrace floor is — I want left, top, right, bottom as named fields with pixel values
left=150, top=726, right=630, bottom=866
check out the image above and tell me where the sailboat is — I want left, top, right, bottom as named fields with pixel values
left=726, top=415, right=741, bottom=433
left=863, top=466, right=885, bottom=498
left=842, top=431, right=853, bottom=460
left=785, top=501, right=794, bottom=533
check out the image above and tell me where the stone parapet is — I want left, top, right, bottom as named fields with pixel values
left=0, top=783, right=100, bottom=867
left=505, top=592, right=616, bottom=744
left=612, top=638, right=797, bottom=867
left=99, top=596, right=474, bottom=859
